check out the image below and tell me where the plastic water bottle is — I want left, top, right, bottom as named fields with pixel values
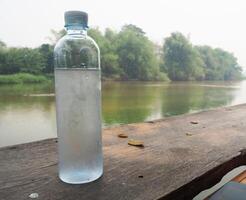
left=54, top=11, right=103, bottom=184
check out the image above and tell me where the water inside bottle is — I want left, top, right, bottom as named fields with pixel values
left=55, top=68, right=103, bottom=184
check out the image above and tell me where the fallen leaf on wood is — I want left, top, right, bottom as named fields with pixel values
left=190, top=121, right=199, bottom=124
left=186, top=132, right=193, bottom=136
left=128, top=139, right=144, bottom=147
left=118, top=133, right=128, bottom=138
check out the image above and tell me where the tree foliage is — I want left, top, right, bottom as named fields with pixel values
left=117, top=25, right=160, bottom=80
left=0, top=27, right=242, bottom=81
left=163, top=32, right=204, bottom=81
left=38, top=44, right=54, bottom=73
left=196, top=46, right=242, bottom=80
left=0, top=48, right=45, bottom=74
left=163, top=32, right=242, bottom=81
left=88, top=25, right=165, bottom=80
left=88, top=28, right=121, bottom=76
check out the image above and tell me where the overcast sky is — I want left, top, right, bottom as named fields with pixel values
left=0, top=0, right=245, bottom=69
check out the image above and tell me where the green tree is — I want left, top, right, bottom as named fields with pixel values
left=196, top=46, right=242, bottom=80
left=88, top=27, right=120, bottom=76
left=0, top=48, right=45, bottom=74
left=163, top=32, right=205, bottom=81
left=38, top=44, right=54, bottom=73
left=117, top=24, right=160, bottom=80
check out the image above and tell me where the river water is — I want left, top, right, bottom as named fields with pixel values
left=0, top=80, right=246, bottom=147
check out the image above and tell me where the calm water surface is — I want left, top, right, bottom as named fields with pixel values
left=0, top=81, right=246, bottom=147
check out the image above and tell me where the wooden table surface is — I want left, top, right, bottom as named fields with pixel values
left=1, top=104, right=246, bottom=200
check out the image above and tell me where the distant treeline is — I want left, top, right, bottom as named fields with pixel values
left=0, top=24, right=243, bottom=81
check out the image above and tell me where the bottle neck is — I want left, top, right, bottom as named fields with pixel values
left=66, top=26, right=87, bottom=36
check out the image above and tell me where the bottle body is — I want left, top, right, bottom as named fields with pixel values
left=54, top=28, right=103, bottom=184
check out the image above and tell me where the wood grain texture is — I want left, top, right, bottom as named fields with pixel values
left=1, top=104, right=246, bottom=200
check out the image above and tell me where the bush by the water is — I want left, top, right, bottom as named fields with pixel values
left=0, top=73, right=48, bottom=84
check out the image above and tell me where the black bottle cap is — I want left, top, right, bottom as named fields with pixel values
left=64, top=11, right=88, bottom=28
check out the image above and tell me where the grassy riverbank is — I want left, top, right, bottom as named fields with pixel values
left=0, top=72, right=243, bottom=85
left=0, top=73, right=49, bottom=84
left=0, top=73, right=170, bottom=84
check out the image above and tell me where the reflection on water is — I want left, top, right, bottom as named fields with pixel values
left=0, top=83, right=56, bottom=147
left=0, top=81, right=246, bottom=147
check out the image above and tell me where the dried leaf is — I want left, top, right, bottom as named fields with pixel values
left=186, top=132, right=193, bottom=136
left=128, top=139, right=144, bottom=147
left=190, top=121, right=199, bottom=124
left=118, top=133, right=128, bottom=138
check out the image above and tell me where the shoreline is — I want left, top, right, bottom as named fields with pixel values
left=0, top=73, right=245, bottom=85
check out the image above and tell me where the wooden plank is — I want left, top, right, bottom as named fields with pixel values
left=1, top=104, right=246, bottom=200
